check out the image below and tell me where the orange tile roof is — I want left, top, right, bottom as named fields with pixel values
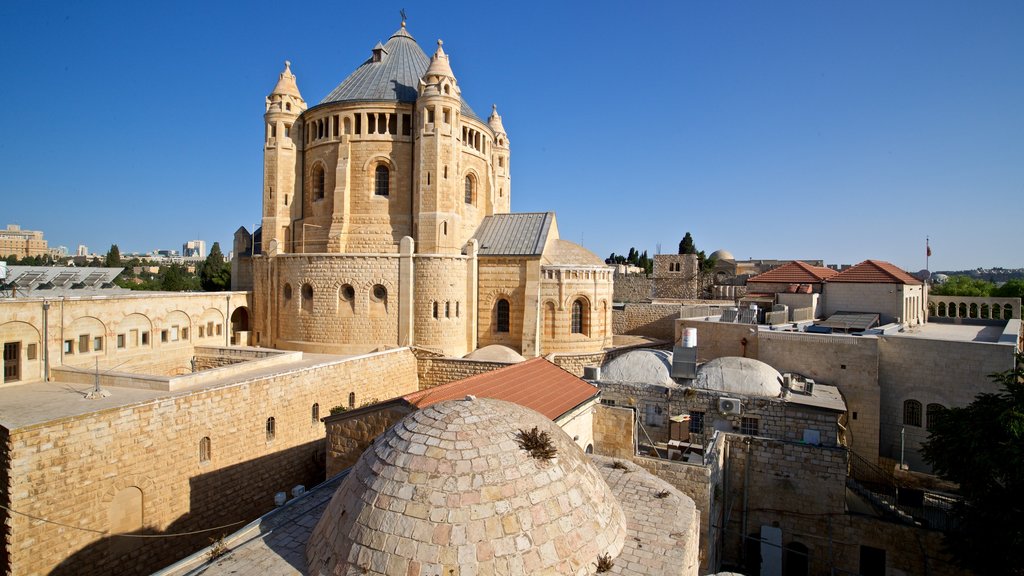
left=747, top=260, right=839, bottom=284
left=826, top=259, right=922, bottom=285
left=403, top=357, right=599, bottom=421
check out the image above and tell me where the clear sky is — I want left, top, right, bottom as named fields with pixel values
left=2, top=1, right=1021, bottom=271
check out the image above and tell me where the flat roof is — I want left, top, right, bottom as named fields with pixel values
left=785, top=383, right=846, bottom=412
left=0, top=352, right=358, bottom=430
left=885, top=322, right=1011, bottom=344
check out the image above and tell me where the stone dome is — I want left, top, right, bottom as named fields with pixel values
left=541, top=239, right=606, bottom=267
left=462, top=345, right=526, bottom=363
left=306, top=398, right=627, bottom=575
left=695, top=356, right=783, bottom=398
left=600, top=349, right=678, bottom=387
left=709, top=249, right=735, bottom=262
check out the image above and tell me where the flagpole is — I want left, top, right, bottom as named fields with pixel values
left=926, top=236, right=930, bottom=273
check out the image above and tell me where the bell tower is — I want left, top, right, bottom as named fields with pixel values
left=488, top=104, right=511, bottom=214
left=414, top=40, right=463, bottom=254
left=262, top=61, right=306, bottom=254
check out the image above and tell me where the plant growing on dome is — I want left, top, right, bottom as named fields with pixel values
left=515, top=427, right=557, bottom=460
left=595, top=553, right=614, bottom=572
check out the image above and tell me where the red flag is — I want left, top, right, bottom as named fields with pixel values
left=927, top=241, right=932, bottom=258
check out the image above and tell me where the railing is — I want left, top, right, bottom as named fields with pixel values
left=847, top=450, right=959, bottom=531
left=927, top=295, right=1021, bottom=320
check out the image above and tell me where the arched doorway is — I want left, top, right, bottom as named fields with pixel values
left=230, top=306, right=250, bottom=346
left=784, top=541, right=809, bottom=576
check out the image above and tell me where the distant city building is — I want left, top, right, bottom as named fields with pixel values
left=182, top=240, right=206, bottom=258
left=76, top=245, right=88, bottom=257
left=0, top=224, right=48, bottom=259
left=50, top=245, right=69, bottom=258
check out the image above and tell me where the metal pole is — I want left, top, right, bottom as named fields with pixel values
left=42, top=300, right=50, bottom=381
left=900, top=426, right=906, bottom=469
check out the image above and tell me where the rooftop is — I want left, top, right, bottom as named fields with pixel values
left=747, top=260, right=838, bottom=284
left=826, top=259, right=922, bottom=285
left=472, top=212, right=553, bottom=256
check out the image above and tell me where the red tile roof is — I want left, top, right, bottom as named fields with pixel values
left=747, top=260, right=839, bottom=284
left=403, top=357, right=599, bottom=421
left=826, top=260, right=922, bottom=285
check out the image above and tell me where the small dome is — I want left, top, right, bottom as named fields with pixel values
left=424, top=39, right=455, bottom=80
left=463, top=345, right=526, bottom=363
left=269, top=60, right=303, bottom=100
left=695, top=357, right=783, bottom=398
left=541, top=239, right=606, bottom=267
left=709, top=249, right=734, bottom=262
left=306, top=398, right=627, bottom=574
left=488, top=104, right=507, bottom=136
left=600, top=349, right=677, bottom=387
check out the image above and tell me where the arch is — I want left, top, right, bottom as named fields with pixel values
left=571, top=297, right=590, bottom=336
left=969, top=303, right=978, bottom=318
left=198, top=308, right=224, bottom=340
left=109, top=486, right=143, bottom=534
left=958, top=302, right=968, bottom=318
left=936, top=302, right=945, bottom=317
left=312, top=163, right=326, bottom=200
left=301, top=283, right=314, bottom=312
left=348, top=391, right=356, bottom=408
left=230, top=306, right=250, bottom=332
left=199, top=436, right=211, bottom=463
left=283, top=283, right=293, bottom=301
left=338, top=284, right=355, bottom=316
left=374, top=164, right=390, bottom=196
left=311, top=403, right=320, bottom=424
left=544, top=301, right=556, bottom=339
left=464, top=173, right=476, bottom=204
left=162, top=310, right=191, bottom=343
left=1004, top=304, right=1013, bottom=319
left=369, top=284, right=388, bottom=317
left=926, top=403, right=945, bottom=431
left=266, top=417, right=276, bottom=441
left=903, top=399, right=922, bottom=427
left=495, top=299, right=510, bottom=333
left=980, top=303, right=990, bottom=319
left=66, top=315, right=107, bottom=354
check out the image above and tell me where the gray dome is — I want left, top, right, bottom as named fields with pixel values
left=463, top=345, right=526, bottom=363
left=695, top=357, right=783, bottom=398
left=600, top=349, right=677, bottom=387
left=709, top=249, right=735, bottom=262
left=306, top=398, right=627, bottom=575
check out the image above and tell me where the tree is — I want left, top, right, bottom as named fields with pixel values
left=678, top=232, right=696, bottom=255
left=993, top=279, right=1024, bottom=300
left=199, top=242, right=231, bottom=291
left=921, top=354, right=1024, bottom=575
left=930, top=275, right=994, bottom=297
left=161, top=263, right=198, bottom=291
left=105, top=244, right=121, bottom=268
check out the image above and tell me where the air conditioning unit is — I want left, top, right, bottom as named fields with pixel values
left=583, top=366, right=601, bottom=381
left=718, top=397, right=742, bottom=415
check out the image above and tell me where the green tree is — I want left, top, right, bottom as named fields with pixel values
left=930, top=275, right=994, bottom=297
left=678, top=232, right=696, bottom=255
left=199, top=242, right=231, bottom=291
left=105, top=244, right=121, bottom=268
left=161, top=263, right=199, bottom=291
left=993, top=279, right=1024, bottom=300
left=921, top=354, right=1024, bottom=575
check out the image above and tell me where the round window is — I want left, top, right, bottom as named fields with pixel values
left=372, top=285, right=387, bottom=301
left=341, top=285, right=355, bottom=301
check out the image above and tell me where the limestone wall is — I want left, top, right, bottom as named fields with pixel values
left=323, top=401, right=415, bottom=477
left=592, top=404, right=635, bottom=458
left=612, top=302, right=680, bottom=340
left=413, top=255, right=470, bottom=356
left=476, top=258, right=529, bottom=351
left=612, top=274, right=651, bottom=302
left=0, top=292, right=251, bottom=385
left=823, top=282, right=925, bottom=325
left=538, top=267, right=614, bottom=354
left=676, top=318, right=760, bottom=362
left=548, top=340, right=672, bottom=377
left=416, top=357, right=514, bottom=390
left=0, top=348, right=419, bottom=576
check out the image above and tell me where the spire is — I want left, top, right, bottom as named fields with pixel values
left=488, top=104, right=507, bottom=135
left=424, top=39, right=455, bottom=81
left=270, top=60, right=303, bottom=100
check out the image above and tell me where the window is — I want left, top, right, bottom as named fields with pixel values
left=79, top=334, right=89, bottom=352
left=340, top=284, right=355, bottom=302
left=266, top=417, right=276, bottom=441
left=64, top=340, right=74, bottom=354
left=903, top=400, right=922, bottom=427
left=600, top=398, right=616, bottom=406
left=161, top=330, right=169, bottom=343
left=445, top=301, right=450, bottom=318
left=141, top=331, right=149, bottom=345
left=371, top=284, right=387, bottom=303
left=216, top=324, right=222, bottom=336
left=312, top=165, right=325, bottom=200
left=455, top=301, right=460, bottom=318
left=302, top=283, right=314, bottom=312
left=374, top=164, right=390, bottom=196
left=495, top=299, right=510, bottom=333
left=311, top=403, right=320, bottom=423
left=117, top=334, right=125, bottom=349
left=433, top=301, right=439, bottom=319
left=740, top=417, right=759, bottom=436
left=283, top=283, right=293, bottom=300
left=926, top=403, right=945, bottom=431
left=199, top=326, right=205, bottom=338
left=348, top=392, right=356, bottom=409
left=689, top=411, right=705, bottom=434
left=571, top=299, right=588, bottom=335
left=464, top=175, right=474, bottom=204
left=199, top=437, right=211, bottom=463
left=171, top=326, right=179, bottom=342
left=207, top=321, right=214, bottom=335
left=182, top=327, right=189, bottom=340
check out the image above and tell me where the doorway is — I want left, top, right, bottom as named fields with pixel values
left=3, top=342, right=21, bottom=382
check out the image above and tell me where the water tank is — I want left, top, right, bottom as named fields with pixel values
left=582, top=366, right=601, bottom=380
left=682, top=327, right=697, bottom=348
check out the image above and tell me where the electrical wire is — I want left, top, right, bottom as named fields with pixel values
left=0, top=504, right=245, bottom=538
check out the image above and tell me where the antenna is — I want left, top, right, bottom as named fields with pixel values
left=84, top=357, right=111, bottom=399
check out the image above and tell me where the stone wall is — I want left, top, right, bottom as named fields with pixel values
left=415, top=357, right=515, bottom=390
left=323, top=401, right=414, bottom=477
left=677, top=318, right=760, bottom=362
left=613, top=274, right=652, bottom=302
left=547, top=339, right=672, bottom=378
left=0, top=348, right=419, bottom=576
left=613, top=302, right=680, bottom=340
left=592, top=404, right=635, bottom=458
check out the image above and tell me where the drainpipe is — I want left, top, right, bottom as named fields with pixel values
left=741, top=436, right=752, bottom=563
left=42, top=300, right=50, bottom=381
left=225, top=294, right=231, bottom=347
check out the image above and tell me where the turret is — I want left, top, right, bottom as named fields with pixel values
left=488, top=104, right=511, bottom=214
left=262, top=61, right=307, bottom=254
left=414, top=40, right=463, bottom=253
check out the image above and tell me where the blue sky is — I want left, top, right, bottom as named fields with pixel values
left=2, top=1, right=1021, bottom=271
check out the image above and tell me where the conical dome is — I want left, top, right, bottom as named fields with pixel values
left=424, top=39, right=455, bottom=80
left=488, top=104, right=507, bottom=136
left=270, top=60, right=302, bottom=100
left=306, top=397, right=627, bottom=575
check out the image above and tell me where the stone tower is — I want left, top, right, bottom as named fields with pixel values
left=261, top=61, right=306, bottom=254
left=414, top=40, right=465, bottom=254
left=489, top=104, right=511, bottom=214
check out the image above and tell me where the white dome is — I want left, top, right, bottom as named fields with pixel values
left=695, top=357, right=783, bottom=398
left=463, top=345, right=526, bottom=363
left=600, top=349, right=677, bottom=387
left=709, top=249, right=735, bottom=262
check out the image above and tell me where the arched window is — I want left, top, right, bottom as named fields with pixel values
left=283, top=283, right=292, bottom=300
left=199, top=436, right=211, bottom=463
left=495, top=299, right=510, bottom=333
left=348, top=392, right=356, bottom=408
left=432, top=301, right=439, bottom=319
left=374, top=164, right=390, bottom=196
left=926, top=403, right=945, bottom=431
left=571, top=298, right=589, bottom=335
left=312, top=165, right=325, bottom=200
left=301, top=283, right=313, bottom=312
left=903, top=400, right=922, bottom=427
left=311, top=403, right=320, bottom=424
left=266, top=417, right=276, bottom=441
left=464, top=175, right=474, bottom=204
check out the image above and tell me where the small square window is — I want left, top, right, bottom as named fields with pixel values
left=26, top=343, right=37, bottom=360
left=199, top=326, right=205, bottom=338
left=64, top=340, right=74, bottom=354
left=688, top=411, right=705, bottom=434
left=216, top=324, right=222, bottom=336
left=740, top=417, right=759, bottom=436
left=93, top=337, right=103, bottom=352
left=182, top=328, right=189, bottom=340
left=141, top=331, right=150, bottom=345
left=117, top=334, right=126, bottom=349
left=161, top=330, right=169, bottom=343
left=171, top=326, right=179, bottom=342
left=79, top=335, right=89, bottom=353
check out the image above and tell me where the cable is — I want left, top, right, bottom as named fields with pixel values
left=0, top=504, right=245, bottom=538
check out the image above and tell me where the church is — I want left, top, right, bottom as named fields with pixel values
left=237, top=20, right=613, bottom=357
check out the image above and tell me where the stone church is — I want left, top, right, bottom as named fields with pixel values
left=237, top=20, right=612, bottom=357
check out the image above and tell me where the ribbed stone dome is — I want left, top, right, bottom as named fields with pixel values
left=306, top=398, right=627, bottom=575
